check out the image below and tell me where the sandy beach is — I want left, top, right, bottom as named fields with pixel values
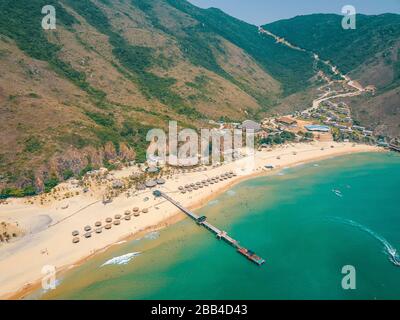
left=0, top=141, right=381, bottom=299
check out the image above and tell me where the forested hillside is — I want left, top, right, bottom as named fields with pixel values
left=0, top=0, right=316, bottom=196
left=264, top=13, right=400, bottom=138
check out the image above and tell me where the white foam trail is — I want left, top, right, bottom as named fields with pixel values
left=332, top=189, right=343, bottom=197
left=100, top=252, right=141, bottom=267
left=330, top=217, right=400, bottom=266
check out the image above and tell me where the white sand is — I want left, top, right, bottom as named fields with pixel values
left=0, top=141, right=380, bottom=299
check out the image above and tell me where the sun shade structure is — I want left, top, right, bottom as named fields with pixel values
left=95, top=221, right=102, bottom=227
left=84, top=232, right=91, bottom=238
left=72, top=230, right=79, bottom=236
left=146, top=166, right=159, bottom=174
left=84, top=225, right=91, bottom=232
left=106, top=217, right=112, bottom=223
left=133, top=207, right=139, bottom=212
left=114, top=214, right=121, bottom=220
left=145, top=180, right=157, bottom=188
left=142, top=208, right=149, bottom=213
left=105, top=224, right=112, bottom=230
left=113, top=220, right=120, bottom=225
left=72, top=237, right=80, bottom=244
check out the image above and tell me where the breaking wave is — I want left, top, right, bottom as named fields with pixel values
left=100, top=252, right=141, bottom=267
left=144, top=231, right=160, bottom=240
left=330, top=217, right=400, bottom=266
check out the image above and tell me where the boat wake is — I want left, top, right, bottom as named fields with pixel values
left=332, top=189, right=343, bottom=197
left=330, top=217, right=400, bottom=266
left=100, top=252, right=141, bottom=267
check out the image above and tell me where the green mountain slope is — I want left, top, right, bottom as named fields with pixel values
left=263, top=13, right=400, bottom=138
left=0, top=0, right=317, bottom=195
left=264, top=13, right=400, bottom=75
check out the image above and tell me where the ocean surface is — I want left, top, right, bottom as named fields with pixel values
left=41, top=152, right=400, bottom=300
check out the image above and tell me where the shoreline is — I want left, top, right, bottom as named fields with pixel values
left=0, top=142, right=383, bottom=299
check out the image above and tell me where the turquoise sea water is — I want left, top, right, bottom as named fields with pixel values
left=42, top=152, right=400, bottom=300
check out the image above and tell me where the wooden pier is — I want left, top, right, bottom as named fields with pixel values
left=154, top=191, right=265, bottom=265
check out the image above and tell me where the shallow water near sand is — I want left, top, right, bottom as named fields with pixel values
left=40, top=152, right=400, bottom=299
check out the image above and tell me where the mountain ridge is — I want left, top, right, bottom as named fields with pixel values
left=0, top=1, right=398, bottom=196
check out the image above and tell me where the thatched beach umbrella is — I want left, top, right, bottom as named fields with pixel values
left=133, top=207, right=139, bottom=212
left=124, top=210, right=131, bottom=216
left=72, top=230, right=79, bottom=237
left=105, top=224, right=112, bottom=230
left=124, top=216, right=131, bottom=221
left=72, top=237, right=80, bottom=244
left=181, top=190, right=186, bottom=194
left=84, top=232, right=91, bottom=238
left=114, top=214, right=121, bottom=220
left=178, top=186, right=184, bottom=191
left=84, top=225, right=91, bottom=232
left=134, top=212, right=140, bottom=217
left=113, top=220, right=120, bottom=226
left=145, top=180, right=157, bottom=188
left=106, top=217, right=112, bottom=223
left=95, top=221, right=102, bottom=227
left=95, top=228, right=102, bottom=234
left=142, top=208, right=149, bottom=214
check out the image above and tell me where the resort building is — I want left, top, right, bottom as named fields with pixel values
left=363, top=130, right=373, bottom=136
left=276, top=117, right=297, bottom=127
left=242, top=120, right=261, bottom=132
left=352, top=125, right=365, bottom=131
left=305, top=125, right=330, bottom=132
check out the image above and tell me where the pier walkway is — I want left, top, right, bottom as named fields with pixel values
left=154, top=190, right=265, bottom=266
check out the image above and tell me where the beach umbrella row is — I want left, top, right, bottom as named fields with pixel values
left=177, top=167, right=208, bottom=174
left=178, top=171, right=236, bottom=193
left=72, top=206, right=151, bottom=243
